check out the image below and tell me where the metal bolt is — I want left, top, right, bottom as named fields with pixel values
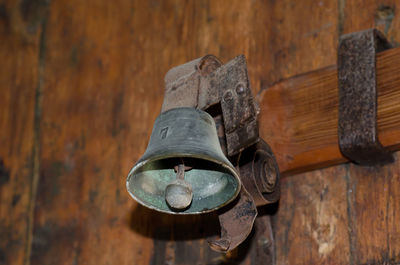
left=223, top=90, right=233, bottom=102
left=236, top=83, right=246, bottom=95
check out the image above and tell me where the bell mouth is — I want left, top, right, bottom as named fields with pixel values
left=126, top=156, right=241, bottom=215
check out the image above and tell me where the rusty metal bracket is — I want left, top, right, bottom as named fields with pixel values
left=338, top=28, right=394, bottom=165
left=163, top=55, right=259, bottom=157
left=208, top=186, right=257, bottom=253
left=201, top=55, right=259, bottom=157
left=163, top=54, right=280, bottom=256
left=208, top=139, right=280, bottom=253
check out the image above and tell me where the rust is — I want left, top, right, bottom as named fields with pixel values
left=202, top=55, right=259, bottom=157
left=239, top=139, right=280, bottom=207
left=163, top=54, right=259, bottom=157
left=162, top=54, right=280, bottom=255
left=208, top=186, right=257, bottom=253
left=198, top=55, right=222, bottom=76
left=338, top=28, right=394, bottom=165
left=161, top=57, right=203, bottom=112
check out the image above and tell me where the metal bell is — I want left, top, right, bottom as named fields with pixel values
left=126, top=107, right=241, bottom=214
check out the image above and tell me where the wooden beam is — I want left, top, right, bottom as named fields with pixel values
left=259, top=47, right=400, bottom=176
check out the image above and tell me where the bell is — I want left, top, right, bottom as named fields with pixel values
left=126, top=107, right=241, bottom=214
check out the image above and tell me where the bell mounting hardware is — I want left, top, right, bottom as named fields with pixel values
left=126, top=54, right=280, bottom=258
left=338, top=28, right=394, bottom=165
left=126, top=28, right=398, bottom=262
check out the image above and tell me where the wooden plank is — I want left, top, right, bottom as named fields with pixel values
left=273, top=150, right=400, bottom=265
left=0, top=0, right=392, bottom=265
left=345, top=152, right=400, bottom=264
left=28, top=1, right=252, bottom=264
left=26, top=0, right=341, bottom=264
left=388, top=157, right=400, bottom=262
left=0, top=1, right=45, bottom=264
left=267, top=1, right=400, bottom=265
left=341, top=2, right=400, bottom=264
left=249, top=2, right=355, bottom=265
left=29, top=0, right=161, bottom=264
left=343, top=0, right=400, bottom=39
left=273, top=165, right=351, bottom=265
left=0, top=37, right=37, bottom=265
left=259, top=47, right=400, bottom=175
left=273, top=2, right=400, bottom=265
left=250, top=0, right=338, bottom=88
left=347, top=162, right=392, bottom=264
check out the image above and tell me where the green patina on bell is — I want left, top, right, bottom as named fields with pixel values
left=126, top=107, right=241, bottom=214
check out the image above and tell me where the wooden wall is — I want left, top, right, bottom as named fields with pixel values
left=1, top=0, right=399, bottom=264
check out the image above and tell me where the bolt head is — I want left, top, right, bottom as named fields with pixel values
left=223, top=90, right=233, bottom=102
left=236, top=83, right=246, bottom=95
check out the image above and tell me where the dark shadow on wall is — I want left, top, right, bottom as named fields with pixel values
left=128, top=200, right=278, bottom=265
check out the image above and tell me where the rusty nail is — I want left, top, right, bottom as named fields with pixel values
left=235, top=83, right=245, bottom=95
left=198, top=55, right=222, bottom=76
left=223, top=90, right=233, bottom=102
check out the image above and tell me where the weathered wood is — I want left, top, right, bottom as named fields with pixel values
left=2, top=0, right=400, bottom=265
left=260, top=47, right=400, bottom=175
left=342, top=2, right=400, bottom=264
left=27, top=0, right=341, bottom=264
left=30, top=0, right=160, bottom=264
left=273, top=151, right=400, bottom=265
left=346, top=162, right=400, bottom=264
left=0, top=1, right=45, bottom=264
left=272, top=3, right=400, bottom=265
left=274, top=165, right=351, bottom=265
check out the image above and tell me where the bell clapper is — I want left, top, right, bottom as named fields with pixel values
left=165, top=160, right=193, bottom=211
left=176, top=164, right=185, bottom=180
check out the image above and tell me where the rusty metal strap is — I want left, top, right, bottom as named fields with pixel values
left=239, top=139, right=280, bottom=207
left=338, top=28, right=394, bottom=165
left=162, top=55, right=259, bottom=157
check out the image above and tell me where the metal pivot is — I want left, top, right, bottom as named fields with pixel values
left=338, top=28, right=394, bottom=165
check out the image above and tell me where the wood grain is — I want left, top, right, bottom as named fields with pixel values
left=272, top=2, right=400, bottom=265
left=30, top=1, right=159, bottom=264
left=0, top=1, right=45, bottom=264
left=274, top=165, right=351, bottom=265
left=347, top=163, right=394, bottom=264
left=2, top=0, right=400, bottom=265
left=0, top=37, right=36, bottom=265
left=341, top=2, right=400, bottom=264
left=26, top=0, right=341, bottom=264
left=259, top=47, right=400, bottom=175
